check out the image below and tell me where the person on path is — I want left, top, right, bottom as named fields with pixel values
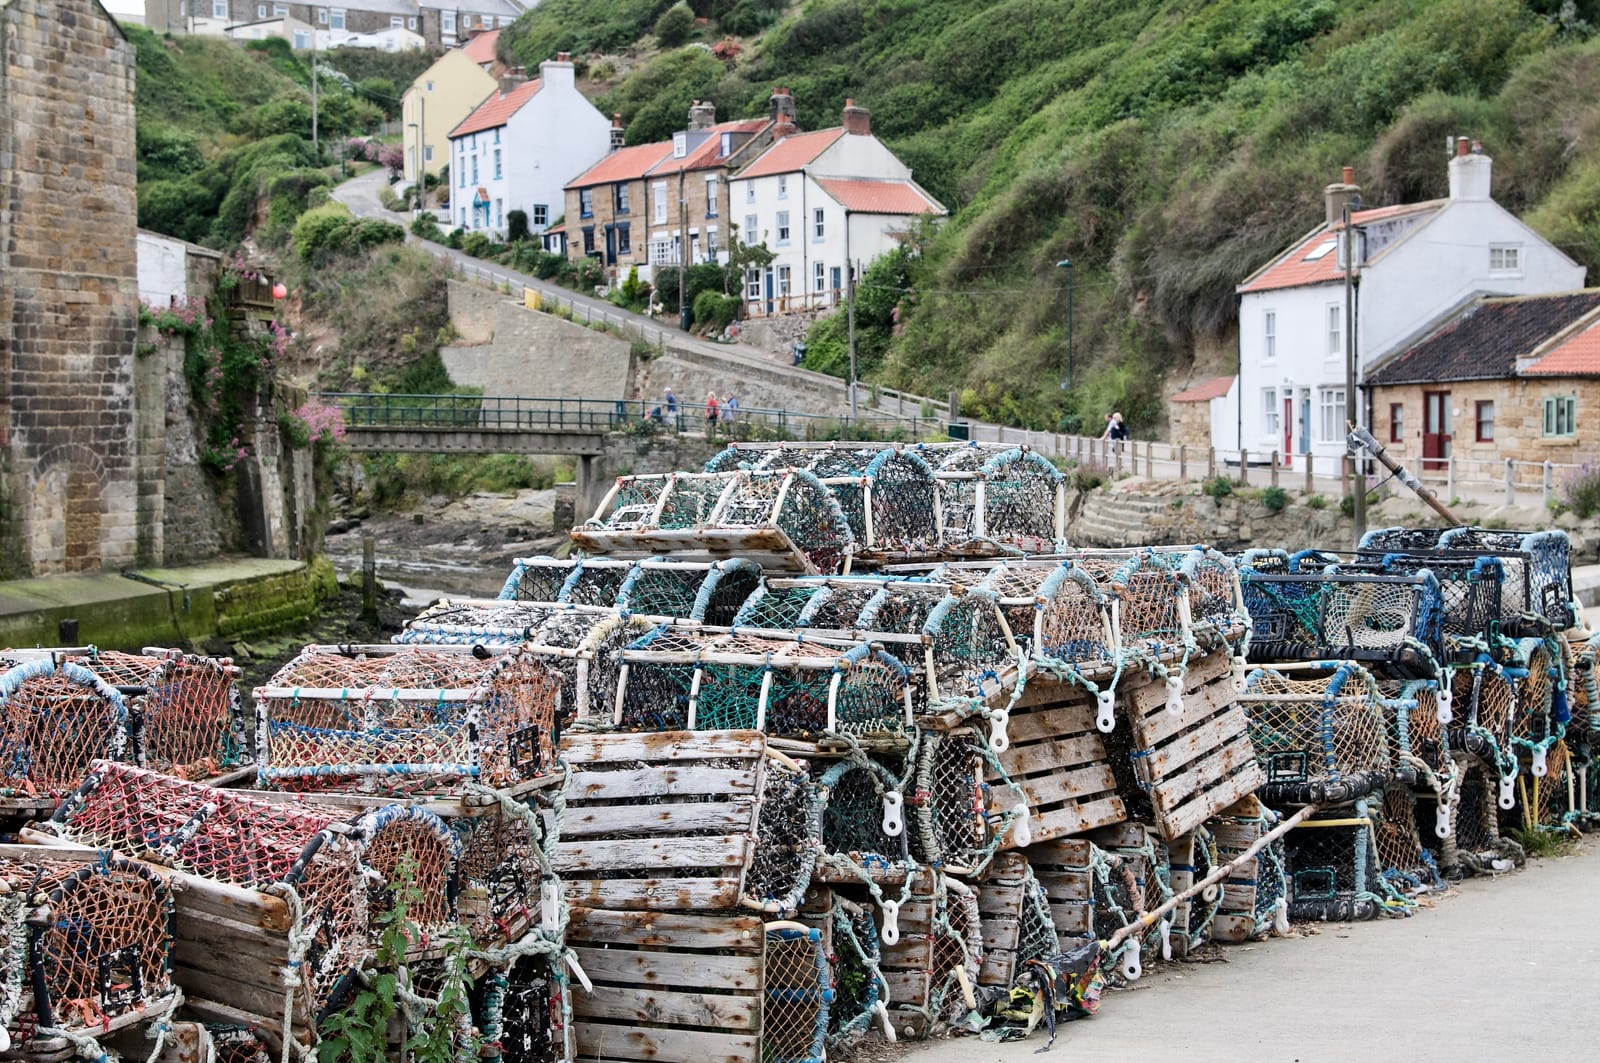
left=722, top=393, right=739, bottom=422
left=705, top=390, right=720, bottom=428
left=664, top=387, right=677, bottom=416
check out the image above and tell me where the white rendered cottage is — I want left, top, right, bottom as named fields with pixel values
left=1215, top=139, right=1585, bottom=465
left=728, top=100, right=945, bottom=316
left=447, top=53, right=610, bottom=239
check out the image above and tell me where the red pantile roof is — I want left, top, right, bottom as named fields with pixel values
left=450, top=78, right=541, bottom=138
left=1368, top=291, right=1600, bottom=385
left=1170, top=376, right=1235, bottom=402
left=462, top=29, right=500, bottom=66
left=1525, top=313, right=1600, bottom=376
left=739, top=128, right=845, bottom=179
left=1238, top=201, right=1445, bottom=294
left=815, top=177, right=943, bottom=216
left=567, top=141, right=675, bottom=189
left=647, top=119, right=769, bottom=175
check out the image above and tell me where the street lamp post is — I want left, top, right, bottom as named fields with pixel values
left=1056, top=258, right=1074, bottom=390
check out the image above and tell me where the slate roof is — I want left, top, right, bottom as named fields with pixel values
left=1367, top=291, right=1600, bottom=385
left=1238, top=201, right=1445, bottom=294
left=1170, top=376, right=1236, bottom=402
left=815, top=178, right=944, bottom=215
left=450, top=79, right=541, bottom=138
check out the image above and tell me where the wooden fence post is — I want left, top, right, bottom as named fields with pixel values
left=1239, top=450, right=1249, bottom=486
left=1270, top=450, right=1280, bottom=487
left=1178, top=445, right=1187, bottom=480
left=1505, top=458, right=1515, bottom=507
left=1304, top=452, right=1313, bottom=496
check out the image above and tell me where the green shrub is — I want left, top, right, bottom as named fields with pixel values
left=378, top=186, right=407, bottom=212
left=507, top=209, right=530, bottom=244
left=655, top=2, right=696, bottom=46
left=1203, top=475, right=1233, bottom=500
left=411, top=212, right=443, bottom=241
left=693, top=290, right=741, bottom=333
left=1306, top=493, right=1328, bottom=510
left=529, top=251, right=567, bottom=279
left=1259, top=485, right=1290, bottom=512
left=293, top=203, right=355, bottom=259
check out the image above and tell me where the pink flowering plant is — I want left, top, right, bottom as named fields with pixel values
left=282, top=401, right=347, bottom=450
left=138, top=297, right=212, bottom=338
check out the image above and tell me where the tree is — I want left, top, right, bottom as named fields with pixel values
left=655, top=2, right=696, bottom=47
left=507, top=210, right=530, bottom=243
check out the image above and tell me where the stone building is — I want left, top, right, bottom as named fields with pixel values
left=1366, top=289, right=1600, bottom=482
left=0, top=0, right=142, bottom=577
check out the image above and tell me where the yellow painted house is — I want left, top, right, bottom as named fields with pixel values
left=401, top=31, right=502, bottom=184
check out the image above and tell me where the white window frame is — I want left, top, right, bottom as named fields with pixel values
left=213, top=0, right=227, bottom=17
left=777, top=175, right=788, bottom=199
left=1326, top=304, right=1342, bottom=357
left=442, top=12, right=455, bottom=33
left=745, top=269, right=761, bottom=300
left=652, top=181, right=668, bottom=224
left=257, top=4, right=266, bottom=17
left=318, top=9, right=327, bottom=24
left=1318, top=387, right=1346, bottom=443
left=391, top=17, right=404, bottom=29
left=745, top=182, right=755, bottom=204
left=274, top=5, right=287, bottom=18
left=533, top=204, right=549, bottom=227
left=776, top=210, right=790, bottom=244
left=814, top=261, right=826, bottom=293
left=707, top=226, right=718, bottom=254
left=777, top=264, right=791, bottom=297
left=493, top=148, right=502, bottom=180
left=1490, top=244, right=1522, bottom=274
left=495, top=198, right=503, bottom=229
left=1262, top=388, right=1279, bottom=435
left=616, top=184, right=630, bottom=213
left=1263, top=310, right=1276, bottom=361
left=672, top=132, right=687, bottom=159
left=579, top=188, right=594, bottom=218
left=1544, top=395, right=1577, bottom=437
left=424, top=145, right=433, bottom=162
left=743, top=214, right=757, bottom=243
left=330, top=9, right=345, bottom=30
left=705, top=176, right=718, bottom=218
left=408, top=17, right=417, bottom=30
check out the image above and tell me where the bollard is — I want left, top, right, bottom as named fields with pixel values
left=1240, top=449, right=1250, bottom=486
left=1504, top=458, right=1515, bottom=507
left=362, top=535, right=379, bottom=624
left=1208, top=447, right=1216, bottom=479
left=1270, top=450, right=1280, bottom=487
left=1304, top=452, right=1313, bottom=496
left=1543, top=460, right=1553, bottom=508
left=1446, top=454, right=1455, bottom=505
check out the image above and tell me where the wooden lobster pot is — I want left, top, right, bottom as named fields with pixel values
left=1019, top=838, right=1095, bottom=953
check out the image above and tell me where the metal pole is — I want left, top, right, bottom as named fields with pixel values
left=311, top=34, right=319, bottom=159
left=846, top=209, right=858, bottom=420
left=1056, top=259, right=1073, bottom=390
left=1344, top=200, right=1366, bottom=538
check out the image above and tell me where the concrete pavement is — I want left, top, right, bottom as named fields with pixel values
left=909, top=836, right=1600, bottom=1062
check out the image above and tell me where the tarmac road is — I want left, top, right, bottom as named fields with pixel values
left=909, top=835, right=1600, bottom=1062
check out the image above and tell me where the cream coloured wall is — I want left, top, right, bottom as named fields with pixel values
left=402, top=49, right=495, bottom=184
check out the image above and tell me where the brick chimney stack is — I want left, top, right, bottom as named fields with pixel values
left=500, top=66, right=527, bottom=97
left=768, top=86, right=797, bottom=138
left=609, top=113, right=624, bottom=152
left=842, top=98, right=871, bottom=136
left=688, top=98, right=717, bottom=132
left=1323, top=164, right=1360, bottom=228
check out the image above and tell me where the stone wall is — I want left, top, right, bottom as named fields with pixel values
left=0, top=0, right=140, bottom=577
left=1370, top=378, right=1600, bottom=475
left=1168, top=399, right=1213, bottom=449
left=735, top=309, right=824, bottom=359
left=441, top=282, right=635, bottom=399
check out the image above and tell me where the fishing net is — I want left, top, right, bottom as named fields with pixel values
left=255, top=646, right=562, bottom=793
left=135, top=651, right=247, bottom=778
left=822, top=896, right=885, bottom=1053
left=475, top=957, right=562, bottom=1063
left=1238, top=570, right=1324, bottom=659
left=45, top=761, right=458, bottom=1011
left=209, top=1026, right=272, bottom=1063
left=1441, top=527, right=1574, bottom=630
left=1371, top=784, right=1441, bottom=891
left=1360, top=527, right=1450, bottom=552
left=0, top=656, right=129, bottom=799
left=619, top=629, right=911, bottom=740
left=1239, top=663, right=1391, bottom=805
left=452, top=806, right=548, bottom=947
left=732, top=580, right=832, bottom=629
left=932, top=446, right=987, bottom=547
left=910, top=729, right=991, bottom=874
left=932, top=881, right=985, bottom=1020
left=1445, top=759, right=1523, bottom=875
left=744, top=763, right=822, bottom=916
left=1179, top=548, right=1247, bottom=648
left=396, top=600, right=570, bottom=645
left=1356, top=551, right=1502, bottom=648
left=588, top=474, right=674, bottom=528
left=1319, top=573, right=1442, bottom=665
left=0, top=855, right=173, bottom=1047
left=497, top=556, right=590, bottom=604
left=763, top=923, right=831, bottom=1063
left=819, top=756, right=911, bottom=867
left=992, top=563, right=1115, bottom=667
left=974, top=449, right=1064, bottom=551
left=1284, top=810, right=1411, bottom=921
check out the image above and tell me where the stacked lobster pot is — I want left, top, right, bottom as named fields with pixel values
left=1355, top=526, right=1583, bottom=870
left=0, top=647, right=246, bottom=833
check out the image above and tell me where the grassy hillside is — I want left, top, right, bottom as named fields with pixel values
left=506, top=0, right=1600, bottom=432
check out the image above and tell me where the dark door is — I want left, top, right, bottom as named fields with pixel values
left=1422, top=390, right=1452, bottom=471
left=764, top=270, right=774, bottom=315
left=1282, top=395, right=1294, bottom=467
left=604, top=225, right=617, bottom=266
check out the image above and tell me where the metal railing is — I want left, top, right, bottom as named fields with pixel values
left=321, top=392, right=941, bottom=442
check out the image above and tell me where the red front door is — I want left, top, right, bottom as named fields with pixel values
left=1282, top=397, right=1294, bottom=467
left=1422, top=390, right=1452, bottom=471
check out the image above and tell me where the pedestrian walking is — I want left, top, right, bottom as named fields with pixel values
left=722, top=393, right=739, bottom=422
left=664, top=387, right=677, bottom=417
left=705, top=390, right=720, bottom=428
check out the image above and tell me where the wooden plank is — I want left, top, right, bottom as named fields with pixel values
left=996, top=732, right=1107, bottom=775
left=1222, top=883, right=1257, bottom=910
left=1024, top=838, right=1092, bottom=866
left=1003, top=700, right=1100, bottom=743
left=1144, top=706, right=1253, bottom=779
left=554, top=835, right=751, bottom=873
left=1049, top=902, right=1093, bottom=934
left=563, top=878, right=745, bottom=911
left=567, top=908, right=764, bottom=951
left=556, top=799, right=757, bottom=838
left=1087, top=822, right=1152, bottom=850
left=976, top=888, right=1025, bottom=918
left=572, top=948, right=762, bottom=991
left=1132, top=676, right=1241, bottom=749
left=183, top=996, right=305, bottom=1054
left=562, top=731, right=767, bottom=763
left=571, top=1022, right=759, bottom=1063
left=996, top=762, right=1118, bottom=810
left=567, top=766, right=758, bottom=800
left=1034, top=873, right=1091, bottom=903
left=1212, top=821, right=1262, bottom=850
left=1121, top=648, right=1231, bottom=713
left=979, top=949, right=1018, bottom=987
left=1153, top=745, right=1265, bottom=839
left=1009, top=679, right=1099, bottom=712
left=981, top=916, right=1021, bottom=952
left=572, top=985, right=759, bottom=1029
left=1018, top=795, right=1127, bottom=844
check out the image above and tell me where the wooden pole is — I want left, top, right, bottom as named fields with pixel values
left=361, top=535, right=378, bottom=623
left=1346, top=426, right=1463, bottom=526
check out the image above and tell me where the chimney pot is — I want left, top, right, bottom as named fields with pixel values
left=1471, top=139, right=1483, bottom=154
left=556, top=51, right=571, bottom=62
left=1448, top=136, right=1492, bottom=201
left=1342, top=165, right=1354, bottom=185
left=1323, top=166, right=1360, bottom=228
left=842, top=99, right=872, bottom=136
left=1456, top=136, right=1470, bottom=157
